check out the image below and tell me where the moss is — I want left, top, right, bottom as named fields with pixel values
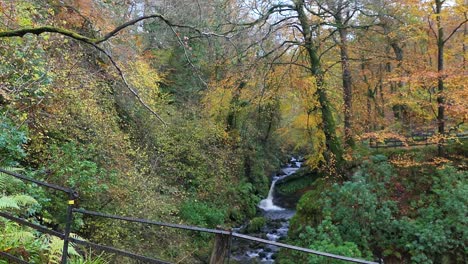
left=276, top=169, right=319, bottom=196
left=228, top=208, right=243, bottom=222
left=289, top=178, right=328, bottom=237
left=246, top=217, right=266, bottom=233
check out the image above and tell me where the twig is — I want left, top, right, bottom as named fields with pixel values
left=89, top=43, right=168, bottom=126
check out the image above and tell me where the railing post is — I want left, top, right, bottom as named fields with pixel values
left=210, top=230, right=231, bottom=264
left=61, top=190, right=78, bottom=264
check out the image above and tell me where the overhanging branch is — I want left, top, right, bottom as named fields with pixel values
left=0, top=26, right=97, bottom=43
left=89, top=43, right=168, bottom=126
left=0, top=14, right=218, bottom=125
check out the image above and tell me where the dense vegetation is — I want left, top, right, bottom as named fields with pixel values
left=282, top=149, right=467, bottom=263
left=1, top=0, right=466, bottom=263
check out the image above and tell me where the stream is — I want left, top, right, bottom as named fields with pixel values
left=232, top=158, right=302, bottom=263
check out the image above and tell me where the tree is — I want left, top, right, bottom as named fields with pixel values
left=426, top=0, right=468, bottom=154
left=224, top=0, right=346, bottom=172
left=312, top=0, right=363, bottom=148
left=294, top=0, right=344, bottom=170
left=0, top=5, right=224, bottom=125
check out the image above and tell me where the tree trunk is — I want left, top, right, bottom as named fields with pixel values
left=361, top=62, right=373, bottom=132
left=295, top=0, right=344, bottom=170
left=436, top=0, right=445, bottom=155
left=464, top=22, right=467, bottom=71
left=338, top=23, right=354, bottom=148
left=462, top=20, right=468, bottom=70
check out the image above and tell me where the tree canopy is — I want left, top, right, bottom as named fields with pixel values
left=0, top=0, right=466, bottom=263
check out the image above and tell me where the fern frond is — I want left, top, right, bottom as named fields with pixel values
left=0, top=167, right=24, bottom=189
left=45, top=235, right=80, bottom=264
left=68, top=233, right=82, bottom=256
left=6, top=230, right=35, bottom=242
left=0, top=221, right=36, bottom=247
left=12, top=194, right=37, bottom=207
left=0, top=174, right=5, bottom=189
left=47, top=236, right=64, bottom=264
left=0, top=196, right=20, bottom=210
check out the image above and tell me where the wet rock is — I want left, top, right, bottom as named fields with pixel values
left=276, top=170, right=287, bottom=176
left=232, top=158, right=309, bottom=263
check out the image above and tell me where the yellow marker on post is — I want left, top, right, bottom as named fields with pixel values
left=68, top=200, right=75, bottom=205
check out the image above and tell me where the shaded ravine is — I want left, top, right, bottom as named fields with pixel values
left=232, top=158, right=303, bottom=263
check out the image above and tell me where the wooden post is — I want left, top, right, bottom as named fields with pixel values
left=210, top=233, right=231, bottom=264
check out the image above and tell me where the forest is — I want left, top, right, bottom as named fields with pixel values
left=0, top=0, right=466, bottom=263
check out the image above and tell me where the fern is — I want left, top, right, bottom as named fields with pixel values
left=0, top=166, right=37, bottom=212
left=0, top=194, right=37, bottom=211
left=47, top=236, right=63, bottom=264
left=0, top=167, right=24, bottom=191
left=0, top=167, right=83, bottom=263
left=45, top=235, right=80, bottom=264
left=69, top=251, right=111, bottom=264
left=0, top=196, right=20, bottom=210
left=12, top=194, right=37, bottom=207
left=5, top=230, right=35, bottom=243
left=0, top=221, right=36, bottom=251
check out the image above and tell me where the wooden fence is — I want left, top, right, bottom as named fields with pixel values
left=368, top=131, right=468, bottom=149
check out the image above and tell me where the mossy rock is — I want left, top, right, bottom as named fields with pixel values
left=246, top=217, right=266, bottom=233
left=289, top=178, right=328, bottom=237
left=273, top=169, right=320, bottom=208
left=228, top=207, right=243, bottom=222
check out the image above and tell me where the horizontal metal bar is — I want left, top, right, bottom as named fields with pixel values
left=68, top=237, right=172, bottom=264
left=0, top=212, right=171, bottom=264
left=0, top=251, right=30, bottom=264
left=0, top=212, right=64, bottom=238
left=73, top=208, right=230, bottom=235
left=233, top=233, right=378, bottom=264
left=0, top=168, right=72, bottom=194
left=75, top=209, right=375, bottom=263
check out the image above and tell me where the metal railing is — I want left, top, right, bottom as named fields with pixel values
left=368, top=131, right=468, bottom=149
left=0, top=168, right=379, bottom=264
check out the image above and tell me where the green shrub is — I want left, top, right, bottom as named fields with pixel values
left=305, top=219, right=364, bottom=264
left=401, top=165, right=467, bottom=263
left=0, top=116, right=28, bottom=166
left=236, top=181, right=261, bottom=219
left=286, top=155, right=467, bottom=263
left=179, top=200, right=226, bottom=228
left=279, top=216, right=366, bottom=264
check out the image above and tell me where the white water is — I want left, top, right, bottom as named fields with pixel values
left=258, top=176, right=285, bottom=211
left=233, top=158, right=304, bottom=263
left=258, top=160, right=302, bottom=211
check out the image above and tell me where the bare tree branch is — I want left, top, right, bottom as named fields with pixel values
left=428, top=17, right=439, bottom=39
left=0, top=13, right=228, bottom=125
left=443, top=18, right=468, bottom=44
left=89, top=43, right=169, bottom=126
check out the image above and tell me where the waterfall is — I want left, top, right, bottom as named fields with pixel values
left=258, top=177, right=285, bottom=211
left=258, top=159, right=302, bottom=211
left=232, top=157, right=303, bottom=263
